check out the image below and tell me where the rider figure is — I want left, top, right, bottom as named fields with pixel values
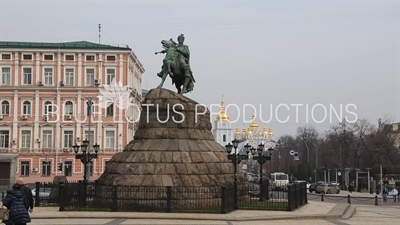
left=176, top=34, right=191, bottom=78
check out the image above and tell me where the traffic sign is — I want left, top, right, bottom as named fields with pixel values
left=293, top=152, right=299, bottom=161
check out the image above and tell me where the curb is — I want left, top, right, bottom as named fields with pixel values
left=31, top=214, right=344, bottom=221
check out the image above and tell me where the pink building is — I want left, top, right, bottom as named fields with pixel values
left=0, top=41, right=144, bottom=187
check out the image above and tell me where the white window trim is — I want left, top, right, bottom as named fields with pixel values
left=21, top=100, right=32, bottom=116
left=0, top=66, right=12, bottom=86
left=102, top=158, right=111, bottom=173
left=20, top=128, right=32, bottom=149
left=1, top=52, right=12, bottom=60
left=83, top=129, right=96, bottom=144
left=64, top=67, right=75, bottom=86
left=0, top=128, right=10, bottom=148
left=41, top=128, right=53, bottom=149
left=105, top=102, right=115, bottom=116
left=40, top=158, right=54, bottom=175
left=106, top=54, right=117, bottom=62
left=42, top=67, right=54, bottom=86
left=64, top=54, right=75, bottom=61
left=17, top=158, right=33, bottom=175
left=43, top=53, right=54, bottom=61
left=85, top=67, right=96, bottom=86
left=1, top=100, right=10, bottom=115
left=85, top=54, right=96, bottom=62
left=84, top=100, right=97, bottom=116
left=62, top=129, right=74, bottom=149
left=42, top=100, right=53, bottom=116
left=105, top=67, right=116, bottom=85
left=22, top=67, right=33, bottom=85
left=104, top=128, right=116, bottom=149
left=63, top=157, right=76, bottom=174
left=63, top=100, right=75, bottom=116
left=22, top=53, right=33, bottom=61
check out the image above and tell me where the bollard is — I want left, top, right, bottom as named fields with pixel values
left=321, top=193, right=324, bottom=201
left=375, top=195, right=378, bottom=206
left=347, top=194, right=351, bottom=204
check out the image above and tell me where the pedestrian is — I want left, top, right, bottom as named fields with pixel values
left=382, top=184, right=389, bottom=202
left=2, top=183, right=31, bottom=225
left=392, top=187, right=398, bottom=202
left=398, top=186, right=400, bottom=202
left=15, top=178, right=34, bottom=213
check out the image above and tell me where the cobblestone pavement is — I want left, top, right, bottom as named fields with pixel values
left=29, top=205, right=400, bottom=225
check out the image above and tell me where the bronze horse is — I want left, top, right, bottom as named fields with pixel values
left=155, top=39, right=194, bottom=94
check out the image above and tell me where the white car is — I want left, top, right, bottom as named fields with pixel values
left=331, top=181, right=339, bottom=186
left=31, top=188, right=51, bottom=197
left=295, top=180, right=311, bottom=189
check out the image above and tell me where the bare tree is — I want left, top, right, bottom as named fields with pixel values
left=360, top=117, right=400, bottom=166
left=352, top=119, right=375, bottom=168
left=296, top=125, right=319, bottom=166
left=325, top=119, right=357, bottom=170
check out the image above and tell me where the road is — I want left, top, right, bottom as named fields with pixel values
left=307, top=191, right=400, bottom=206
left=29, top=205, right=400, bottom=225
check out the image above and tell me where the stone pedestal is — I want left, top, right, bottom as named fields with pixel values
left=96, top=88, right=245, bottom=209
left=98, top=88, right=244, bottom=187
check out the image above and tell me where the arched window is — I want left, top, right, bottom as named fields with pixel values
left=106, top=103, right=114, bottom=116
left=1, top=101, right=10, bottom=115
left=86, top=100, right=95, bottom=116
left=22, top=101, right=31, bottom=115
left=64, top=101, right=73, bottom=115
left=44, top=101, right=52, bottom=115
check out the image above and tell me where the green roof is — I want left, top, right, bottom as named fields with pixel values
left=142, top=89, right=149, bottom=96
left=0, top=41, right=131, bottom=50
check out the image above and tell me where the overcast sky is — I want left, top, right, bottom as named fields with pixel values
left=0, top=0, right=398, bottom=138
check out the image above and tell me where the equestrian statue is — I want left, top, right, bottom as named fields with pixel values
left=155, top=34, right=195, bottom=94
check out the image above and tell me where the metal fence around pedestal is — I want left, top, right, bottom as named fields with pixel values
left=32, top=180, right=307, bottom=213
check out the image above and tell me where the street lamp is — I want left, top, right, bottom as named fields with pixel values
left=72, top=98, right=99, bottom=207
left=73, top=140, right=99, bottom=207
left=245, top=142, right=273, bottom=201
left=73, top=140, right=100, bottom=182
left=73, top=97, right=99, bottom=183
left=225, top=138, right=249, bottom=209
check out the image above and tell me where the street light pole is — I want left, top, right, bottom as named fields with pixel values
left=335, top=169, right=338, bottom=183
left=366, top=168, right=371, bottom=194
left=245, top=142, right=273, bottom=201
left=73, top=98, right=100, bottom=207
left=314, top=170, right=317, bottom=183
left=225, top=139, right=248, bottom=209
left=327, top=169, right=331, bottom=183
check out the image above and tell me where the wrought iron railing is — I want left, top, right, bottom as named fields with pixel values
left=32, top=180, right=307, bottom=213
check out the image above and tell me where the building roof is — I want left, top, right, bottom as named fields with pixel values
left=0, top=41, right=131, bottom=50
left=383, top=123, right=400, bottom=133
left=142, top=89, right=149, bottom=97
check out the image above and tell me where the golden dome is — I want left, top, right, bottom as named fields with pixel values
left=246, top=127, right=253, bottom=135
left=249, top=114, right=259, bottom=129
left=235, top=127, right=240, bottom=136
left=216, top=100, right=229, bottom=121
left=262, top=127, right=268, bottom=135
left=268, top=128, right=273, bottom=136
left=242, top=128, right=247, bottom=136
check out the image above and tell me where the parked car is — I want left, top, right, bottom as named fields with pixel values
left=331, top=181, right=339, bottom=186
left=294, top=180, right=310, bottom=189
left=316, top=183, right=340, bottom=194
left=31, top=188, right=51, bottom=197
left=309, top=181, right=325, bottom=193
